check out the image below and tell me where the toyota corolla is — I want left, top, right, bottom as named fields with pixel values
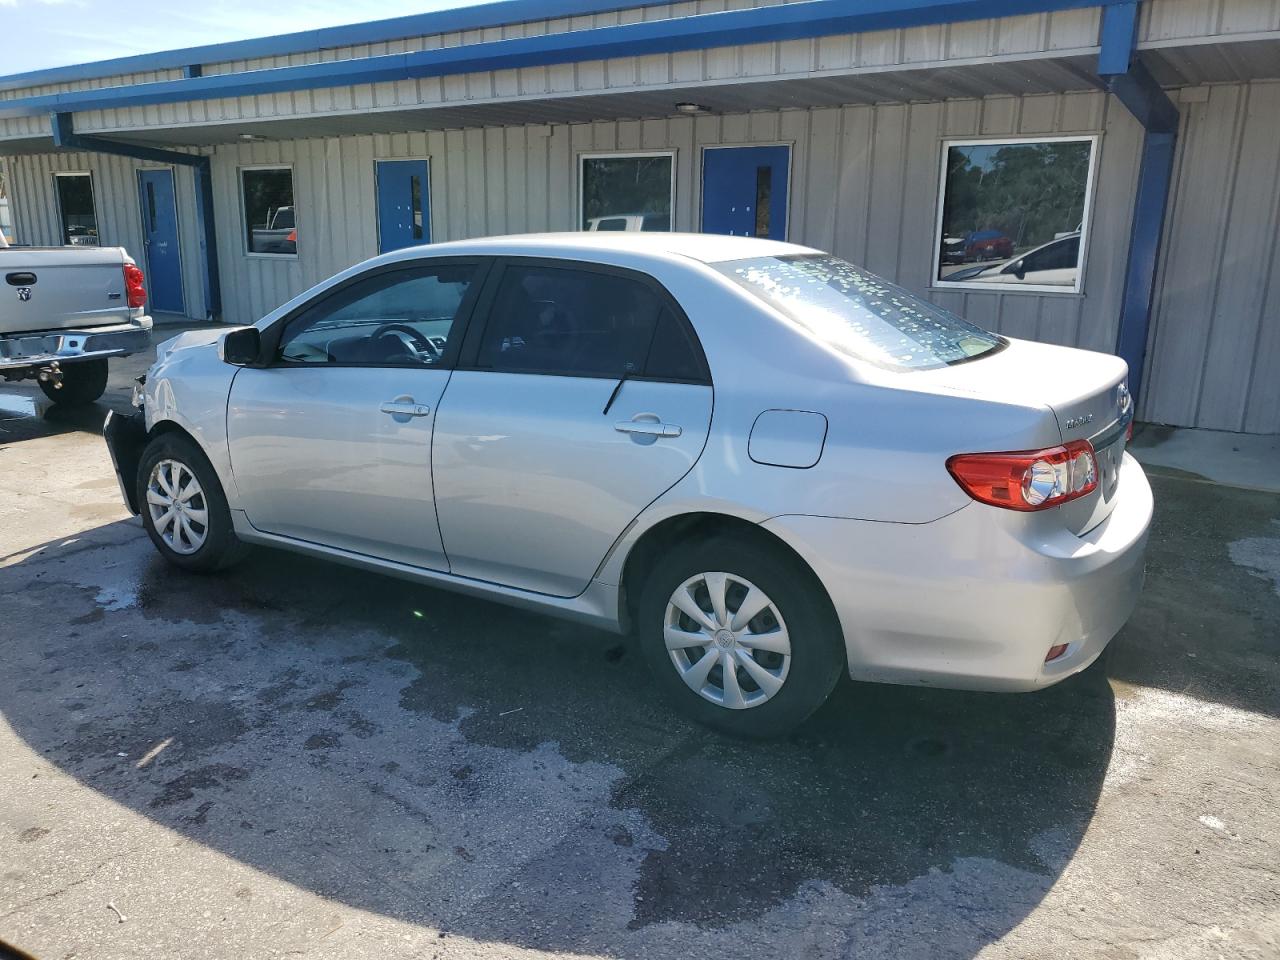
left=105, top=234, right=1151, bottom=737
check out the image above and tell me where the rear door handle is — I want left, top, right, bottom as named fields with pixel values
left=615, top=420, right=682, bottom=438
left=380, top=400, right=431, bottom=418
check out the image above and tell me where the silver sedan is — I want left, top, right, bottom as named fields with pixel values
left=105, top=234, right=1152, bottom=737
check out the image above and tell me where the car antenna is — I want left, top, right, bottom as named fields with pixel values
left=602, top=362, right=636, bottom=415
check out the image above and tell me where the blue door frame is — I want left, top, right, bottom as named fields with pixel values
left=701, top=145, right=791, bottom=241
left=136, top=168, right=185, bottom=315
left=376, top=159, right=431, bottom=253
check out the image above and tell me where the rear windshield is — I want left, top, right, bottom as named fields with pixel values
left=715, top=254, right=1003, bottom=371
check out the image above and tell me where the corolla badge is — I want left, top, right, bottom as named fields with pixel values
left=16, top=287, right=32, bottom=302
left=1065, top=412, right=1094, bottom=430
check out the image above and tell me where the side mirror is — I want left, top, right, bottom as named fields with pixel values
left=1011, top=260, right=1027, bottom=280
left=221, top=326, right=263, bottom=366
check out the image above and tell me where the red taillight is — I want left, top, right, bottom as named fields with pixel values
left=947, top=439, right=1099, bottom=512
left=123, top=263, right=147, bottom=309
left=287, top=228, right=297, bottom=243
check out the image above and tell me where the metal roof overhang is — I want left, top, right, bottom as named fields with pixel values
left=0, top=51, right=1111, bottom=154
left=0, top=0, right=1128, bottom=123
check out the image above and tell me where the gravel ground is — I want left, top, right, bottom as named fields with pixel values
left=0, top=338, right=1277, bottom=959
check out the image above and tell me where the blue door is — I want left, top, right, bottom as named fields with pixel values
left=137, top=169, right=184, bottom=314
left=377, top=159, right=431, bottom=253
left=701, top=146, right=790, bottom=240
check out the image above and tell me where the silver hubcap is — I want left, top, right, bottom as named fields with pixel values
left=664, top=572, right=791, bottom=710
left=146, top=459, right=209, bottom=556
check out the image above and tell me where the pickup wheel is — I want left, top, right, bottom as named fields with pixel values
left=636, top=536, right=845, bottom=739
left=39, top=359, right=108, bottom=406
left=137, top=432, right=249, bottom=573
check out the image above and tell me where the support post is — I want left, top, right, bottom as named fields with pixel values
left=51, top=112, right=220, bottom=319
left=1097, top=1, right=1179, bottom=404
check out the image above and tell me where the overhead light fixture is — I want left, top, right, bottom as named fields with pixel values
left=675, top=102, right=708, bottom=115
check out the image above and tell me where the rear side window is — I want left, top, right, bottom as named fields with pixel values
left=475, top=265, right=705, bottom=381
left=716, top=254, right=1002, bottom=371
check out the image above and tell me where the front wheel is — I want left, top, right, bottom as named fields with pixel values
left=636, top=536, right=845, bottom=738
left=39, top=358, right=108, bottom=406
left=137, top=432, right=249, bottom=572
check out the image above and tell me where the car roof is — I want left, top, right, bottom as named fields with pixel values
left=375, top=232, right=818, bottom=266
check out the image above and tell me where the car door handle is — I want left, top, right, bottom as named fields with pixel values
left=615, top=420, right=682, bottom=438
left=380, top=400, right=431, bottom=418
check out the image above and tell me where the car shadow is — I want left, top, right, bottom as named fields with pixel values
left=2, top=519, right=1116, bottom=958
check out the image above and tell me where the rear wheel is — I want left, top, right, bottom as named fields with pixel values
left=138, top=432, right=249, bottom=572
left=636, top=536, right=844, bottom=738
left=39, top=359, right=108, bottom=406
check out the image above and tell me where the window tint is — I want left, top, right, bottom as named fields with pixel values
left=717, top=254, right=1002, bottom=372
left=935, top=138, right=1093, bottom=290
left=277, top=264, right=476, bottom=365
left=477, top=266, right=694, bottom=379
left=242, top=167, right=297, bottom=256
left=644, top=308, right=706, bottom=381
left=55, top=173, right=99, bottom=246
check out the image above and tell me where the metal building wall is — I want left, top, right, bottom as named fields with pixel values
left=5, top=150, right=208, bottom=320
left=1142, top=79, right=1280, bottom=434
left=204, top=89, right=1142, bottom=354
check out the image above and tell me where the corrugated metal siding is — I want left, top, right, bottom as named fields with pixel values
left=204, top=91, right=1139, bottom=358
left=1140, top=0, right=1280, bottom=43
left=198, top=1, right=808, bottom=76
left=5, top=151, right=208, bottom=320
left=0, top=68, right=184, bottom=102
left=70, top=8, right=1103, bottom=137
left=1143, top=79, right=1280, bottom=433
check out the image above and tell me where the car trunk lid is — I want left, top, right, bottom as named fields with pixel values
left=922, top=337, right=1132, bottom=535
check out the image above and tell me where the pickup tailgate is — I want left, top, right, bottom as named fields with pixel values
left=1, top=247, right=134, bottom=335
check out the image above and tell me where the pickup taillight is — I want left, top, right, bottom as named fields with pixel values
left=123, top=263, right=147, bottom=309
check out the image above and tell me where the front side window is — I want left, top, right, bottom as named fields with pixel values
left=54, top=173, right=99, bottom=246
left=276, top=264, right=477, bottom=365
left=475, top=265, right=703, bottom=380
left=717, top=254, right=1002, bottom=372
left=242, top=167, right=297, bottom=256
left=580, top=153, right=674, bottom=232
left=934, top=138, right=1095, bottom=292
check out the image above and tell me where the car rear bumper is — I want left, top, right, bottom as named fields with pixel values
left=763, top=452, right=1153, bottom=692
left=0, top=316, right=153, bottom=370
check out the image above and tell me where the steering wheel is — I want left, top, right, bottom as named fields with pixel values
left=368, top=322, right=441, bottom=362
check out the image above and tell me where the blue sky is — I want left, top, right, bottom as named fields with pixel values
left=0, top=0, right=487, bottom=75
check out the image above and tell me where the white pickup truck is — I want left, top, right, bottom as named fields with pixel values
left=0, top=246, right=153, bottom=406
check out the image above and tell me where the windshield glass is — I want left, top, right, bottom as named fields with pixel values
left=715, top=254, right=1003, bottom=371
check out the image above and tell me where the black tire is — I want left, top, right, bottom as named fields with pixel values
left=137, top=431, right=250, bottom=572
left=39, top=358, right=108, bottom=406
left=636, top=534, right=845, bottom=738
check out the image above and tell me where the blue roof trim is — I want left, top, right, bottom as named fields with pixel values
left=0, top=0, right=1121, bottom=121
left=0, top=0, right=669, bottom=93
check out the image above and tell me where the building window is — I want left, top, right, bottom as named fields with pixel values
left=54, top=172, right=99, bottom=246
left=241, top=166, right=297, bottom=256
left=580, top=153, right=675, bottom=233
left=933, top=137, right=1097, bottom=293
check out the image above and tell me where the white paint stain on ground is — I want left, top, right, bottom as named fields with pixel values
left=1228, top=520, right=1280, bottom=597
